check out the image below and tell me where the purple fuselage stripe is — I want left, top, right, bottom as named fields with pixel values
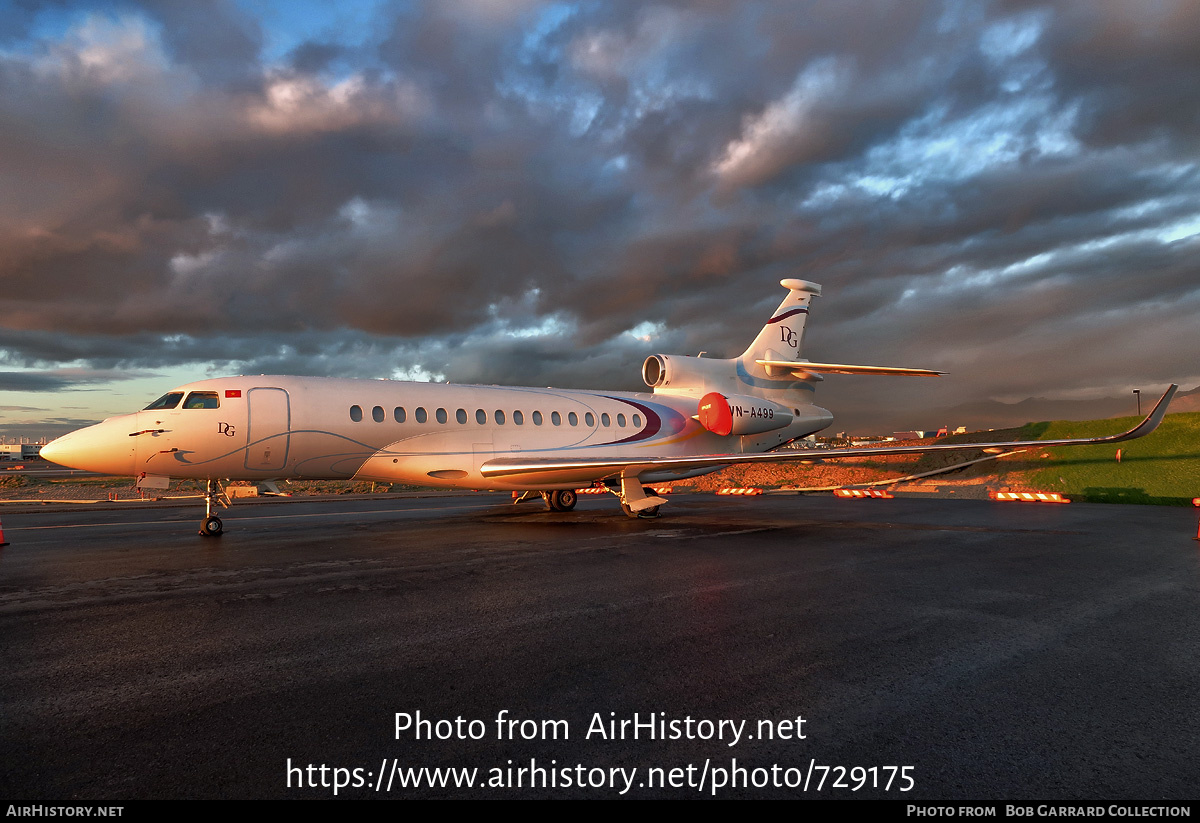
left=605, top=397, right=662, bottom=445
left=767, top=307, right=808, bottom=324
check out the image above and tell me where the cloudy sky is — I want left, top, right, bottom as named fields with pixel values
left=1, top=0, right=1198, bottom=438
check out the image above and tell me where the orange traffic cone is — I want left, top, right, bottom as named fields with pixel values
left=0, top=517, right=8, bottom=547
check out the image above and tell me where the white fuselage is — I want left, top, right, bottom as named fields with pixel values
left=45, top=375, right=833, bottom=490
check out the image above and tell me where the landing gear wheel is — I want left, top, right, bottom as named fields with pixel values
left=621, top=487, right=661, bottom=519
left=638, top=487, right=660, bottom=518
left=620, top=504, right=659, bottom=519
left=545, top=489, right=579, bottom=512
left=199, top=515, right=223, bottom=537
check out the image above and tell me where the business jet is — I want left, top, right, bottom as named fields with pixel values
left=40, top=280, right=1176, bottom=536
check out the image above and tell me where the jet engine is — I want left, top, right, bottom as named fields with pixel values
left=697, top=392, right=793, bottom=436
left=642, top=354, right=734, bottom=391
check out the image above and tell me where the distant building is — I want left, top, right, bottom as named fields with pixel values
left=0, top=443, right=42, bottom=460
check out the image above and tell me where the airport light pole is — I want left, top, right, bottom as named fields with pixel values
left=1134, top=389, right=1141, bottom=416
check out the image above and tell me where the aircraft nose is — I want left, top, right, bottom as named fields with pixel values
left=38, top=437, right=66, bottom=464
left=40, top=422, right=136, bottom=476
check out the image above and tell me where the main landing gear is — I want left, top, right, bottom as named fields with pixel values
left=512, top=480, right=666, bottom=519
left=620, top=489, right=661, bottom=519
left=543, top=489, right=578, bottom=512
left=616, top=473, right=667, bottom=519
left=511, top=489, right=580, bottom=512
left=199, top=479, right=230, bottom=537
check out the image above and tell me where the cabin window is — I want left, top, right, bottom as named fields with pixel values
left=456, top=409, right=467, bottom=424
left=494, top=410, right=506, bottom=425
left=601, top=413, right=610, bottom=427
left=513, top=410, right=524, bottom=425
left=568, top=412, right=578, bottom=426
left=551, top=411, right=561, bottom=426
left=144, top=392, right=184, bottom=410
left=415, top=407, right=428, bottom=423
left=372, top=406, right=384, bottom=423
left=617, top=413, right=626, bottom=427
left=584, top=412, right=595, bottom=426
left=182, top=391, right=220, bottom=409
left=533, top=411, right=543, bottom=425
left=435, top=408, right=447, bottom=424
left=394, top=407, right=406, bottom=423
left=632, top=414, right=642, bottom=427
left=350, top=405, right=363, bottom=422
left=475, top=409, right=486, bottom=425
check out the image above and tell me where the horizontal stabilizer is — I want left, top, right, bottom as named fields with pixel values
left=756, top=359, right=945, bottom=379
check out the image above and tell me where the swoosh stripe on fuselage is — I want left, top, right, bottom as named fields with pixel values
left=766, top=307, right=808, bottom=324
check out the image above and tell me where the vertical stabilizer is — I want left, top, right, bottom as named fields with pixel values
left=740, top=279, right=821, bottom=365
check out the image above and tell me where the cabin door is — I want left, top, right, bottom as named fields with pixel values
left=245, top=388, right=291, bottom=471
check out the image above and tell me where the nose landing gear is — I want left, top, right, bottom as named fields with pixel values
left=199, top=479, right=230, bottom=537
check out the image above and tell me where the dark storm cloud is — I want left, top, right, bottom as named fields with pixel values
left=141, top=0, right=263, bottom=88
left=0, top=369, right=146, bottom=392
left=288, top=41, right=346, bottom=74
left=1000, top=0, right=1200, bottom=149
left=0, top=372, right=78, bottom=392
left=1, top=0, right=1198, bottom=431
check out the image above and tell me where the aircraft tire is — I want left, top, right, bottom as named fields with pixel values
left=639, top=488, right=660, bottom=518
left=554, top=489, right=578, bottom=511
left=200, top=515, right=223, bottom=537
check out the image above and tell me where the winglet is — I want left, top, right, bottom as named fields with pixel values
left=1105, top=383, right=1177, bottom=443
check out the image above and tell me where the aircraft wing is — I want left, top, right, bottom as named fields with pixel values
left=480, top=384, right=1177, bottom=481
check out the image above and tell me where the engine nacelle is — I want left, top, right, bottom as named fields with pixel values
left=697, top=392, right=793, bottom=436
left=643, top=354, right=733, bottom=393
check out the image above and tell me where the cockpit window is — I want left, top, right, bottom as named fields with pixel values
left=182, top=391, right=221, bottom=409
left=144, top=392, right=184, bottom=410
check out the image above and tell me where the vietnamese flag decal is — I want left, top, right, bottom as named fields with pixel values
left=225, top=390, right=242, bottom=398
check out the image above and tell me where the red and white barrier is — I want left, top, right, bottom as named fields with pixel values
left=989, top=491, right=1070, bottom=504
left=715, top=488, right=763, bottom=496
left=575, top=486, right=672, bottom=495
left=833, top=489, right=894, bottom=499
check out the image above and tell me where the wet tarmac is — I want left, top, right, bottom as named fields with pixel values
left=1, top=493, right=1197, bottom=799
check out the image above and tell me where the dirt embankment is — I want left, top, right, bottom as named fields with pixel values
left=680, top=430, right=1040, bottom=491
